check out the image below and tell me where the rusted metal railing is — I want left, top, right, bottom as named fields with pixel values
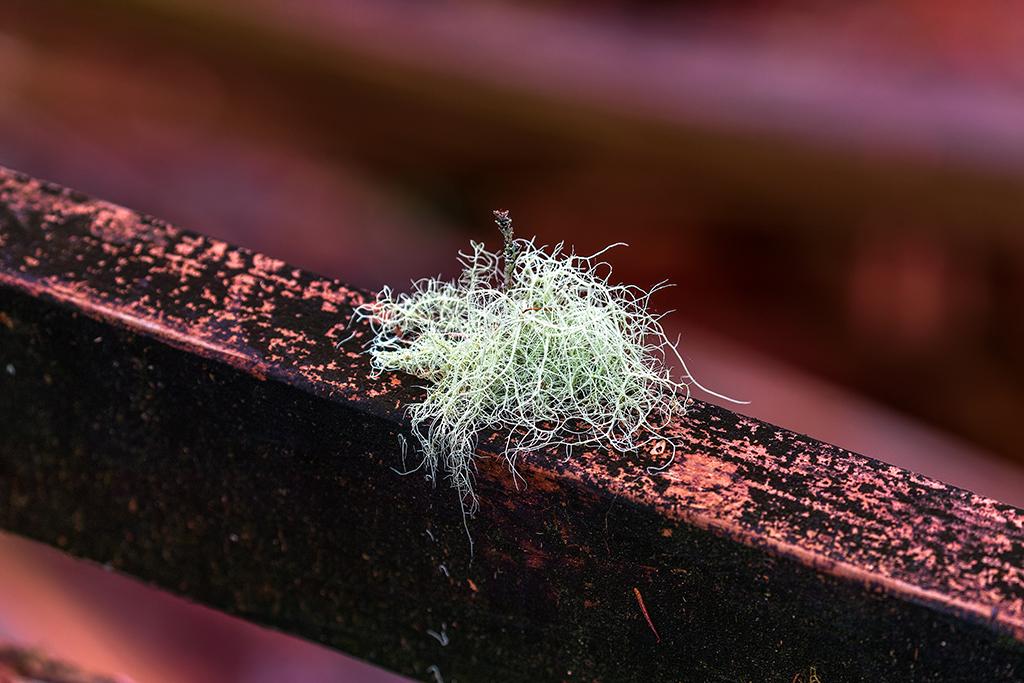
left=0, top=167, right=1022, bottom=681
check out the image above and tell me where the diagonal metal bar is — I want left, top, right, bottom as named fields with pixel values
left=0, top=167, right=1021, bottom=681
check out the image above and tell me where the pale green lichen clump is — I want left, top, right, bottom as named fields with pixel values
left=356, top=212, right=737, bottom=517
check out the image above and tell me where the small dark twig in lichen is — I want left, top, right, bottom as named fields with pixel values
left=493, top=209, right=518, bottom=292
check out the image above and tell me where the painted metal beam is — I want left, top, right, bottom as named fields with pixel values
left=0, top=167, right=1021, bottom=681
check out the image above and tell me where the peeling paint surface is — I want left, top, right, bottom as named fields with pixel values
left=0, top=166, right=1022, bottom=676
left=0, top=168, right=385, bottom=407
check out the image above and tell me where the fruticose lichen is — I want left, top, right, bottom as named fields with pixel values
left=355, top=212, right=739, bottom=517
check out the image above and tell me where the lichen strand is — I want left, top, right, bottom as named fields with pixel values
left=357, top=235, right=725, bottom=515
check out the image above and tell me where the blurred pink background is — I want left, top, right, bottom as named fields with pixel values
left=1, top=1, right=1023, bottom=680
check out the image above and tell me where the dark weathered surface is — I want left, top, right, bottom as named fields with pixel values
left=0, top=167, right=1022, bottom=681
